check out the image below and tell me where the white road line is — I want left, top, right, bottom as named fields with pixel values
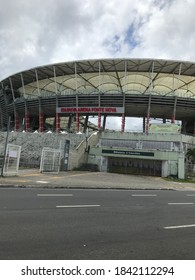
left=164, top=224, right=195, bottom=229
left=131, top=194, right=157, bottom=197
left=56, top=205, right=100, bottom=208
left=186, top=194, right=195, bottom=196
left=168, top=202, right=194, bottom=205
left=36, top=181, right=49, bottom=184
left=37, top=194, right=73, bottom=197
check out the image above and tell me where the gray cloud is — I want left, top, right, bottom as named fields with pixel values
left=1, top=0, right=195, bottom=77
left=1, top=0, right=195, bottom=130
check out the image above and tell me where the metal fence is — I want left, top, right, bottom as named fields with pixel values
left=3, top=144, right=21, bottom=176
left=40, top=147, right=61, bottom=174
left=185, top=164, right=195, bottom=177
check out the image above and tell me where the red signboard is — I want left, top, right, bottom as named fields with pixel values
left=56, top=107, right=124, bottom=114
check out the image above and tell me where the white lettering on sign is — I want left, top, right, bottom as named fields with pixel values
left=56, top=107, right=124, bottom=114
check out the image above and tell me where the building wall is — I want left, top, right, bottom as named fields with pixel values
left=88, top=132, right=195, bottom=179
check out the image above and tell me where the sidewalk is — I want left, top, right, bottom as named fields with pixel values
left=0, top=169, right=195, bottom=191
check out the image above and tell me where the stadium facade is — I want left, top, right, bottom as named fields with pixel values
left=0, top=58, right=195, bottom=178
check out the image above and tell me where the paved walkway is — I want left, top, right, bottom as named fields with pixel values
left=0, top=169, right=195, bottom=191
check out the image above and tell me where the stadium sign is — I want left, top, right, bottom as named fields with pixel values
left=56, top=107, right=124, bottom=114
left=102, top=149, right=154, bottom=157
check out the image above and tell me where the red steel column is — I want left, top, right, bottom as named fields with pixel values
left=56, top=113, right=60, bottom=133
left=146, top=95, right=151, bottom=135
left=121, top=113, right=125, bottom=132
left=171, top=115, right=175, bottom=124
left=39, top=112, right=44, bottom=132
left=76, top=112, right=79, bottom=133
left=25, top=111, right=30, bottom=132
left=14, top=112, right=19, bottom=131
left=98, top=113, right=101, bottom=130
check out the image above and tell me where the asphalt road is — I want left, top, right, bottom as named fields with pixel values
left=0, top=188, right=195, bottom=260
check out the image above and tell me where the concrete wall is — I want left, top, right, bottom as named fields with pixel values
left=88, top=131, right=195, bottom=179
left=101, top=131, right=195, bottom=144
left=0, top=131, right=86, bottom=168
left=68, top=132, right=100, bottom=170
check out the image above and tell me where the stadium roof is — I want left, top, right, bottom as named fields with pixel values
left=1, top=58, right=195, bottom=99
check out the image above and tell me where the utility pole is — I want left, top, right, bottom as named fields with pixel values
left=1, top=116, right=11, bottom=176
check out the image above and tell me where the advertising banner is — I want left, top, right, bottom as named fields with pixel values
left=149, top=123, right=181, bottom=133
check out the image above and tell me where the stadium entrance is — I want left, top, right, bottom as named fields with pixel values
left=108, top=157, right=162, bottom=176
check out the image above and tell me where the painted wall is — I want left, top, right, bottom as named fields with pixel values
left=88, top=131, right=195, bottom=179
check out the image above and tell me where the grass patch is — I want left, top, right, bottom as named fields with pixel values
left=163, top=177, right=195, bottom=184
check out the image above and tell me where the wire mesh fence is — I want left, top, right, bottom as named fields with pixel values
left=3, top=144, right=21, bottom=176
left=40, top=147, right=61, bottom=174
left=185, top=164, right=195, bottom=177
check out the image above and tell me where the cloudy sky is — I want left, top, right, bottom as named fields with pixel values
left=0, top=0, right=194, bottom=130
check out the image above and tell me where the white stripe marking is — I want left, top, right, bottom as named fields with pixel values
left=56, top=205, right=100, bottom=208
left=131, top=194, right=157, bottom=197
left=36, top=181, right=49, bottom=184
left=37, top=194, right=73, bottom=197
left=168, top=203, right=194, bottom=205
left=164, top=224, right=195, bottom=229
left=186, top=194, right=195, bottom=196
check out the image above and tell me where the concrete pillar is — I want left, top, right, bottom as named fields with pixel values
left=162, top=161, right=169, bottom=177
left=178, top=154, right=185, bottom=179
left=100, top=156, right=108, bottom=172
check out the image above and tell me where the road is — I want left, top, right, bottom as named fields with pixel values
left=0, top=187, right=195, bottom=260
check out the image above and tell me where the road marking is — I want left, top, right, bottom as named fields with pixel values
left=186, top=194, right=195, bottom=196
left=37, top=194, right=73, bottom=197
left=131, top=194, right=157, bottom=197
left=168, top=202, right=194, bottom=205
left=9, top=180, right=31, bottom=183
left=56, top=205, right=100, bottom=208
left=36, top=181, right=49, bottom=184
left=164, top=224, right=195, bottom=229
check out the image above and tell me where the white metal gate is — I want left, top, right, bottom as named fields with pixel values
left=40, top=147, right=61, bottom=174
left=3, top=144, right=21, bottom=176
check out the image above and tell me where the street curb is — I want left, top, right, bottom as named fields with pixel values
left=0, top=183, right=176, bottom=191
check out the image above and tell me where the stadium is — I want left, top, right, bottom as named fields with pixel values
left=0, top=58, right=195, bottom=178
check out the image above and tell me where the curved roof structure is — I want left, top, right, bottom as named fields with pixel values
left=0, top=58, right=195, bottom=134
left=1, top=58, right=195, bottom=99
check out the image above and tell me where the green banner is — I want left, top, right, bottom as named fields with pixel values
left=102, top=149, right=154, bottom=157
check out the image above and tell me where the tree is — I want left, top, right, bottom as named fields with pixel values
left=186, top=148, right=195, bottom=163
